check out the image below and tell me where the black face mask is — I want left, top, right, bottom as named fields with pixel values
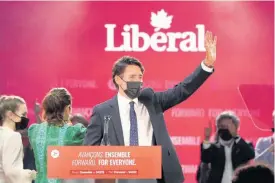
left=15, top=116, right=29, bottom=130
left=121, top=80, right=142, bottom=99
left=218, top=129, right=233, bottom=141
left=125, top=81, right=142, bottom=99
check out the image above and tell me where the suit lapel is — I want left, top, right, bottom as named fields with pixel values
left=109, top=96, right=125, bottom=145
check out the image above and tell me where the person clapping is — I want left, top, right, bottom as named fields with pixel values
left=201, top=111, right=255, bottom=183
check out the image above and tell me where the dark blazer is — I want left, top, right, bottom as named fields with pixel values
left=200, top=138, right=255, bottom=183
left=83, top=64, right=212, bottom=183
left=196, top=163, right=210, bottom=183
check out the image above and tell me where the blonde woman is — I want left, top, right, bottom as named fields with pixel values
left=0, top=95, right=36, bottom=183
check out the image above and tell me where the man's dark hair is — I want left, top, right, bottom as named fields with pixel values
left=232, top=163, right=274, bottom=183
left=112, top=56, right=144, bottom=89
left=70, top=113, right=88, bottom=127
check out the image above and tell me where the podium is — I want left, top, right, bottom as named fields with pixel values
left=47, top=146, right=161, bottom=181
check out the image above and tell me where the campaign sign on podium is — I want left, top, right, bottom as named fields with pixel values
left=47, top=146, right=161, bottom=179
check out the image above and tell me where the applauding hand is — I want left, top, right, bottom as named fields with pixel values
left=204, top=121, right=212, bottom=141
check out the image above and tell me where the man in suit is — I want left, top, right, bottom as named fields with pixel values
left=201, top=111, right=255, bottom=183
left=254, top=110, right=274, bottom=169
left=83, top=31, right=217, bottom=183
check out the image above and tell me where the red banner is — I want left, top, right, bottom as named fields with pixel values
left=47, top=146, right=161, bottom=179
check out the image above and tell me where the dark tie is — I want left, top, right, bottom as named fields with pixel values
left=129, top=101, right=139, bottom=146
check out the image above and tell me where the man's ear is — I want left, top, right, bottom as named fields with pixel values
left=114, top=75, right=121, bottom=86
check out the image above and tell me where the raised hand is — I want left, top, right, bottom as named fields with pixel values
left=204, top=31, right=217, bottom=68
left=31, top=170, right=37, bottom=180
left=25, top=170, right=37, bottom=181
left=34, top=99, right=41, bottom=114
left=204, top=120, right=212, bottom=141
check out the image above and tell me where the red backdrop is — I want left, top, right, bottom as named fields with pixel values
left=0, top=2, right=274, bottom=182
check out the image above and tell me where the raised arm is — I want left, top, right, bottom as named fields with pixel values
left=155, top=31, right=217, bottom=112
left=34, top=100, right=42, bottom=124
left=155, top=63, right=213, bottom=111
left=201, top=143, right=216, bottom=163
left=201, top=121, right=216, bottom=163
left=83, top=106, right=103, bottom=145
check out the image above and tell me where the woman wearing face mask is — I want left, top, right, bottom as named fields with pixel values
left=0, top=95, right=36, bottom=183
left=28, top=88, right=87, bottom=183
left=200, top=111, right=255, bottom=183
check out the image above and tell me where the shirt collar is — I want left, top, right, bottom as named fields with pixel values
left=219, top=138, right=234, bottom=147
left=117, top=92, right=139, bottom=107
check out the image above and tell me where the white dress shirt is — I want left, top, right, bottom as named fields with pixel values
left=220, top=139, right=234, bottom=183
left=117, top=93, right=153, bottom=146
left=117, top=61, right=213, bottom=146
left=203, top=137, right=241, bottom=183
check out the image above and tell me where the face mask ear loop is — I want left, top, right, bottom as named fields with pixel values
left=118, top=76, right=127, bottom=91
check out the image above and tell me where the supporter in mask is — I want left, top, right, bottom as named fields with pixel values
left=201, top=110, right=255, bottom=183
left=0, top=95, right=36, bottom=183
